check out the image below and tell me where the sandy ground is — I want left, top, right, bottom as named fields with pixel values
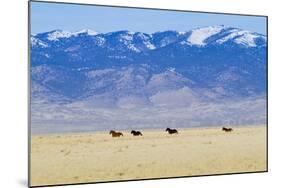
left=30, top=125, right=267, bottom=186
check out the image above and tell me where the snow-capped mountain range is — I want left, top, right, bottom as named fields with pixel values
left=30, top=25, right=267, bottom=133
left=31, top=25, right=265, bottom=48
left=31, top=25, right=266, bottom=100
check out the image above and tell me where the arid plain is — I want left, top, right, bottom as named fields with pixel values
left=30, top=125, right=267, bottom=186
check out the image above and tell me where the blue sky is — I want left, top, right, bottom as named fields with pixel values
left=31, top=1, right=267, bottom=35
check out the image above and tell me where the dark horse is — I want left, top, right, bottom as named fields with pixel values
left=109, top=130, right=123, bottom=137
left=222, top=127, right=233, bottom=132
left=131, top=130, right=143, bottom=136
left=166, top=128, right=178, bottom=134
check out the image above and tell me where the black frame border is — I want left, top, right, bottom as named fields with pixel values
left=28, top=0, right=269, bottom=187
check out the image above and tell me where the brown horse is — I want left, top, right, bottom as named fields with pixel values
left=166, top=128, right=178, bottom=134
left=109, top=130, right=123, bottom=137
left=222, top=127, right=233, bottom=132
left=131, top=130, right=143, bottom=136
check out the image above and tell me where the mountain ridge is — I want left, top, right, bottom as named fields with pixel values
left=31, top=25, right=267, bottom=104
left=31, top=25, right=266, bottom=49
left=30, top=25, right=267, bottom=132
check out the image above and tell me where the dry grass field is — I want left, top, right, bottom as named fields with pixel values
left=30, top=125, right=267, bottom=186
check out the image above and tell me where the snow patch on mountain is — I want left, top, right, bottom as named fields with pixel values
left=216, top=29, right=265, bottom=47
left=31, top=36, right=48, bottom=48
left=187, top=25, right=225, bottom=46
left=72, top=29, right=98, bottom=36
left=234, top=32, right=260, bottom=47
left=137, top=33, right=156, bottom=50
left=120, top=33, right=134, bottom=41
left=216, top=29, right=248, bottom=44
left=47, top=30, right=73, bottom=41
left=46, top=29, right=98, bottom=41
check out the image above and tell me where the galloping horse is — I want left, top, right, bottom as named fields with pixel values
left=166, top=128, right=178, bottom=134
left=222, top=127, right=233, bottom=132
left=131, top=130, right=143, bottom=136
left=109, top=130, right=123, bottom=137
